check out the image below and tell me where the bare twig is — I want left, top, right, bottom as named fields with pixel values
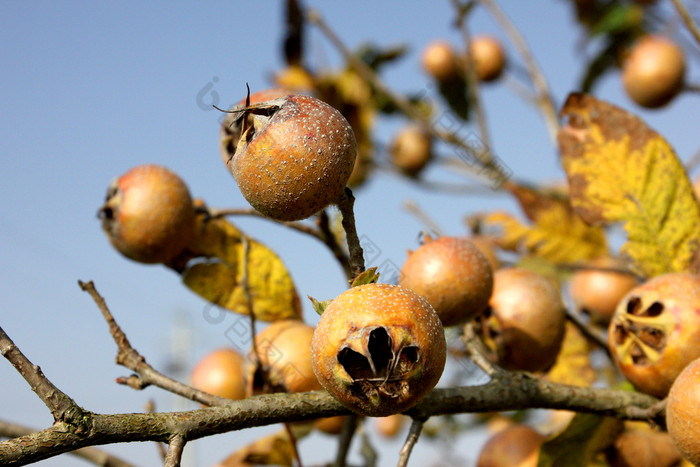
left=78, top=280, right=232, bottom=407
left=336, top=187, right=365, bottom=279
left=205, top=206, right=322, bottom=239
left=564, top=306, right=612, bottom=357
left=451, top=0, right=493, bottom=151
left=461, top=323, right=503, bottom=378
left=163, top=435, right=186, bottom=467
left=0, top=326, right=89, bottom=431
left=671, top=0, right=700, bottom=48
left=402, top=200, right=446, bottom=237
left=333, top=414, right=359, bottom=467
left=317, top=210, right=353, bottom=281
left=397, top=418, right=425, bottom=467
left=283, top=422, right=304, bottom=467
left=478, top=0, right=560, bottom=143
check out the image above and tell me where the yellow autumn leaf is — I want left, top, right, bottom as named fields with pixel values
left=179, top=210, right=301, bottom=322
left=546, top=323, right=596, bottom=388
left=485, top=185, right=607, bottom=264
left=558, top=93, right=700, bottom=277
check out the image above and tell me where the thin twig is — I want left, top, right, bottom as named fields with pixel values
left=397, top=418, right=425, bottom=467
left=163, top=435, right=186, bottom=467
left=317, top=210, right=353, bottom=281
left=402, top=200, right=446, bottom=237
left=671, top=0, right=700, bottom=48
left=478, top=0, right=560, bottom=144
left=461, top=323, right=503, bottom=378
left=333, top=414, right=359, bottom=467
left=451, top=0, right=493, bottom=151
left=0, top=325, right=89, bottom=431
left=205, top=206, right=321, bottom=239
left=283, top=422, right=304, bottom=467
left=337, top=187, right=365, bottom=279
left=78, top=280, right=232, bottom=407
left=564, top=307, right=611, bottom=358
left=145, top=400, right=168, bottom=461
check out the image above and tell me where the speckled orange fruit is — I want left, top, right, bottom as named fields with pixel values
left=469, top=35, right=506, bottom=82
left=477, top=424, right=545, bottom=467
left=311, top=283, right=446, bottom=417
left=389, top=124, right=432, bottom=176
left=666, top=357, right=700, bottom=466
left=570, top=257, right=638, bottom=324
left=475, top=268, right=565, bottom=372
left=399, top=236, right=494, bottom=327
left=247, top=319, right=320, bottom=395
left=99, top=164, right=195, bottom=264
left=190, top=348, right=246, bottom=400
left=227, top=94, right=357, bottom=221
left=622, top=35, right=685, bottom=108
left=609, top=272, right=700, bottom=397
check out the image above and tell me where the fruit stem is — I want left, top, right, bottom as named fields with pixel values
left=337, top=187, right=366, bottom=280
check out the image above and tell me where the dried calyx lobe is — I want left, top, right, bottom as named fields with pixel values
left=337, top=326, right=420, bottom=398
left=613, top=296, right=667, bottom=365
left=227, top=98, right=286, bottom=158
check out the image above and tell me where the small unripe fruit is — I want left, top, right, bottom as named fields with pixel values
left=247, top=319, right=320, bottom=395
left=477, top=424, right=545, bottom=467
left=469, top=35, right=506, bottom=82
left=399, top=236, right=494, bottom=327
left=569, top=257, right=638, bottom=324
left=227, top=94, right=357, bottom=221
left=190, top=348, right=246, bottom=400
left=666, top=357, right=700, bottom=466
left=389, top=125, right=432, bottom=176
left=475, top=268, right=566, bottom=372
left=622, top=35, right=685, bottom=108
left=311, top=283, right=446, bottom=417
left=376, top=414, right=406, bottom=438
left=98, top=164, right=195, bottom=264
left=421, top=40, right=460, bottom=82
left=609, top=272, right=700, bottom=397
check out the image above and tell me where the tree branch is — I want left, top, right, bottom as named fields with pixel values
left=337, top=187, right=365, bottom=279
left=397, top=418, right=424, bottom=467
left=0, top=325, right=90, bottom=431
left=163, top=435, right=186, bottom=467
left=671, top=0, right=700, bottom=48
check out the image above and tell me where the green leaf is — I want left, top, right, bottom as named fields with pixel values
left=308, top=296, right=333, bottom=316
left=351, top=267, right=380, bottom=287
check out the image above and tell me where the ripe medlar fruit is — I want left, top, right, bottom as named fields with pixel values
left=622, top=35, right=685, bottom=108
left=606, top=426, right=682, bottom=467
left=421, top=40, right=460, bottom=82
left=389, top=124, right=432, bottom=176
left=469, top=35, right=506, bottom=82
left=475, top=268, right=566, bottom=372
left=311, top=283, right=446, bottom=417
left=470, top=235, right=501, bottom=271
left=608, top=272, right=700, bottom=397
left=666, top=356, right=700, bottom=466
left=569, top=257, right=638, bottom=324
left=190, top=348, right=246, bottom=400
left=477, top=424, right=545, bottom=467
left=399, top=236, right=494, bottom=327
left=247, top=319, right=320, bottom=395
left=98, top=164, right=195, bottom=264
left=375, top=414, right=406, bottom=438
left=226, top=94, right=357, bottom=221
left=219, top=87, right=291, bottom=168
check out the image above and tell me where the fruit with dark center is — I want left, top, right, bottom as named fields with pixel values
left=98, top=164, right=195, bottom=264
left=399, top=236, right=494, bottom=327
left=421, top=40, right=460, bottom=82
left=311, top=283, right=446, bottom=417
left=219, top=87, right=291, bottom=168
left=389, top=124, right=432, bottom=176
left=469, top=35, right=506, bottom=82
left=226, top=94, right=357, bottom=221
left=247, top=319, right=319, bottom=395
left=475, top=268, right=565, bottom=372
left=570, top=257, right=638, bottom=324
left=477, top=424, right=545, bottom=467
left=622, top=35, right=685, bottom=108
left=190, top=348, right=246, bottom=400
left=608, top=272, right=700, bottom=397
left=666, top=356, right=700, bottom=466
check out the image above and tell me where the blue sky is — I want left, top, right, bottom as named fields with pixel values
left=1, top=1, right=698, bottom=466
